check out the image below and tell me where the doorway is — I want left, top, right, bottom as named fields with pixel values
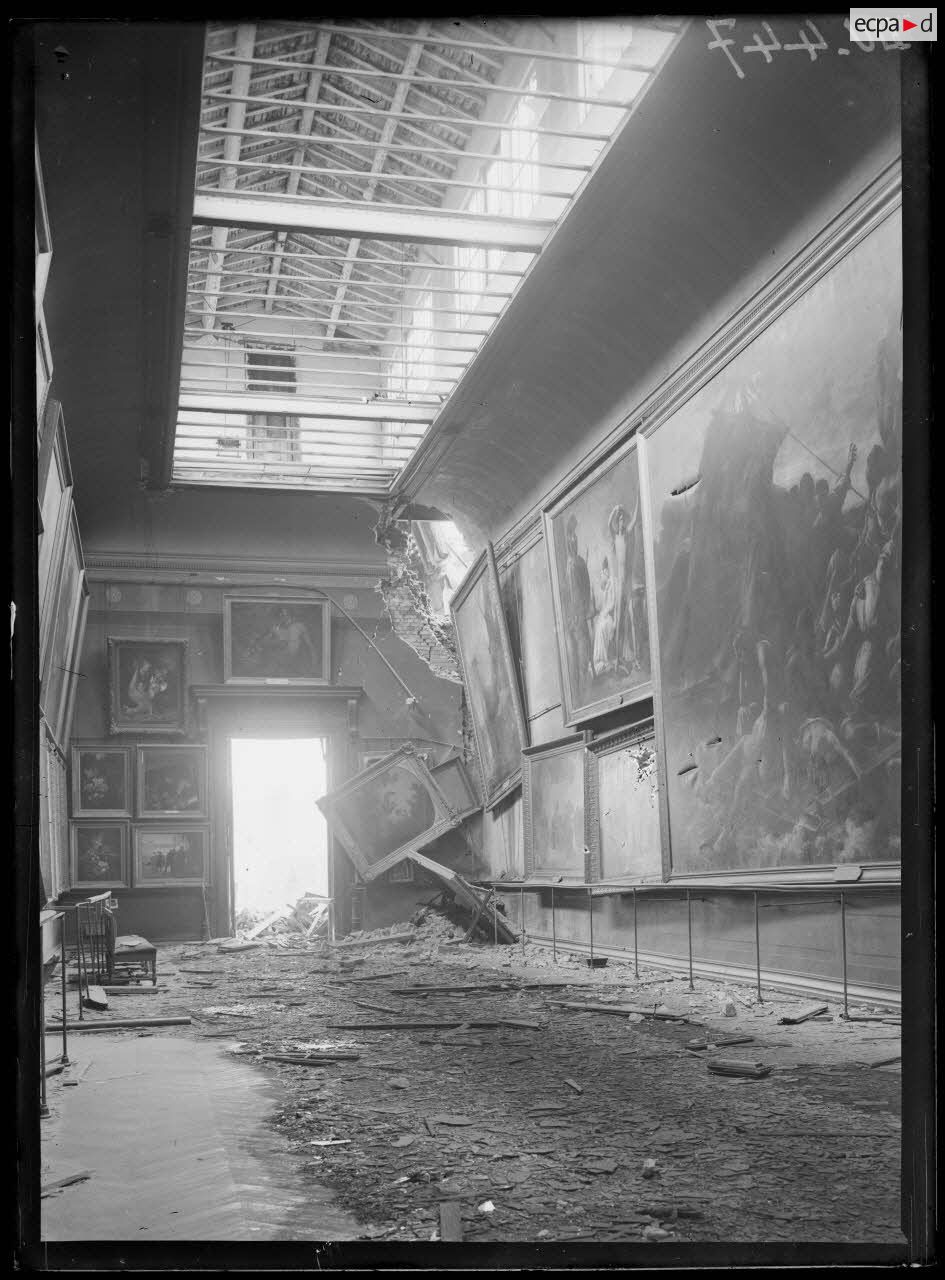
left=230, top=738, right=329, bottom=922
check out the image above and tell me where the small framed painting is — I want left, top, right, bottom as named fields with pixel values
left=71, top=822, right=130, bottom=889
left=133, top=826, right=209, bottom=887
left=137, top=744, right=208, bottom=818
left=71, top=744, right=132, bottom=818
left=224, top=596, right=331, bottom=685
left=522, top=734, right=587, bottom=880
left=108, top=638, right=188, bottom=736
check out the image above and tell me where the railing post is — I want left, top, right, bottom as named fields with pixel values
left=840, top=891, right=849, bottom=1018
left=520, top=885, right=526, bottom=956
left=686, top=889, right=694, bottom=991
left=551, top=886, right=557, bottom=962
left=587, top=886, right=594, bottom=964
left=60, top=914, right=69, bottom=1065
left=754, top=891, right=764, bottom=1004
left=632, top=887, right=639, bottom=978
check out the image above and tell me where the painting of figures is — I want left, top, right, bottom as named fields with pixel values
left=451, top=547, right=528, bottom=809
left=224, top=597, right=331, bottom=684
left=134, top=827, right=208, bottom=886
left=523, top=737, right=586, bottom=878
left=644, top=212, right=902, bottom=873
left=108, top=638, right=188, bottom=735
left=545, top=438, right=651, bottom=726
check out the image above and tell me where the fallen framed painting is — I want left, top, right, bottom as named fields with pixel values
left=317, top=745, right=462, bottom=881
left=71, top=821, right=130, bottom=890
left=108, top=638, right=188, bottom=736
left=450, top=545, right=528, bottom=810
left=71, top=744, right=132, bottom=818
left=137, top=744, right=208, bottom=818
left=224, top=596, right=331, bottom=685
left=522, top=734, right=587, bottom=880
left=133, top=826, right=209, bottom=887
left=544, top=435, right=652, bottom=727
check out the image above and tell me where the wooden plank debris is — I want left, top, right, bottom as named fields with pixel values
left=564, top=1078, right=584, bottom=1094
left=778, top=1003, right=829, bottom=1025
left=548, top=1000, right=693, bottom=1022
left=102, top=986, right=164, bottom=995
left=330, top=931, right=416, bottom=950
left=327, top=1018, right=541, bottom=1031
left=41, top=1170, right=92, bottom=1197
left=261, top=1054, right=358, bottom=1067
left=82, top=986, right=109, bottom=1011
left=438, top=1201, right=464, bottom=1241
left=706, top=1058, right=772, bottom=1078
left=45, top=1017, right=191, bottom=1033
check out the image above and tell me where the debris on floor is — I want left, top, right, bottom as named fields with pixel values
left=42, top=906, right=902, bottom=1246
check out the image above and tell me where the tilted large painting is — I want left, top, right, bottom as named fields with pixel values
left=644, top=211, right=902, bottom=874
left=544, top=437, right=652, bottom=726
left=451, top=546, right=528, bottom=810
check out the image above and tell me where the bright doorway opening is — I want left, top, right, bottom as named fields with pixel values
left=230, top=738, right=329, bottom=918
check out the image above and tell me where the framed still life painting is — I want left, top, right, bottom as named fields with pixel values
left=544, top=435, right=653, bottom=727
left=450, top=545, right=528, bottom=810
left=108, top=638, right=189, bottom=736
left=317, top=745, right=464, bottom=882
left=223, top=596, right=331, bottom=685
left=71, top=821, right=130, bottom=890
left=71, top=743, right=132, bottom=818
left=133, top=826, right=208, bottom=887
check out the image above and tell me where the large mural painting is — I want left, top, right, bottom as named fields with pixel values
left=645, top=212, right=902, bottom=873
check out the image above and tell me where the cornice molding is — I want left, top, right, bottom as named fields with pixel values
left=84, top=550, right=388, bottom=588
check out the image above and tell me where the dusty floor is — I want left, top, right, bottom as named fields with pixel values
left=42, top=922, right=903, bottom=1245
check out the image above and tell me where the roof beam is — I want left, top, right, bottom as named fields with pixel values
left=179, top=391, right=437, bottom=422
left=193, top=191, right=552, bottom=250
left=201, top=23, right=258, bottom=332
left=264, top=28, right=334, bottom=313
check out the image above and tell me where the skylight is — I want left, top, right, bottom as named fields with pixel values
left=172, top=17, right=684, bottom=494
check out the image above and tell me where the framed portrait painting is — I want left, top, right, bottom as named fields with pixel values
left=108, top=638, right=188, bottom=736
left=544, top=436, right=652, bottom=726
left=137, top=745, right=208, bottom=818
left=317, top=745, right=462, bottom=881
left=133, top=826, right=208, bottom=887
left=224, top=596, right=331, bottom=685
left=71, top=821, right=129, bottom=890
left=71, top=744, right=131, bottom=818
left=450, top=545, right=528, bottom=810
left=522, top=735, right=587, bottom=880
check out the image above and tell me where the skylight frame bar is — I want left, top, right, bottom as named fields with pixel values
left=201, top=91, right=616, bottom=140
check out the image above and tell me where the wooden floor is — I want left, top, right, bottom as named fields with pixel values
left=41, top=1034, right=360, bottom=1241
